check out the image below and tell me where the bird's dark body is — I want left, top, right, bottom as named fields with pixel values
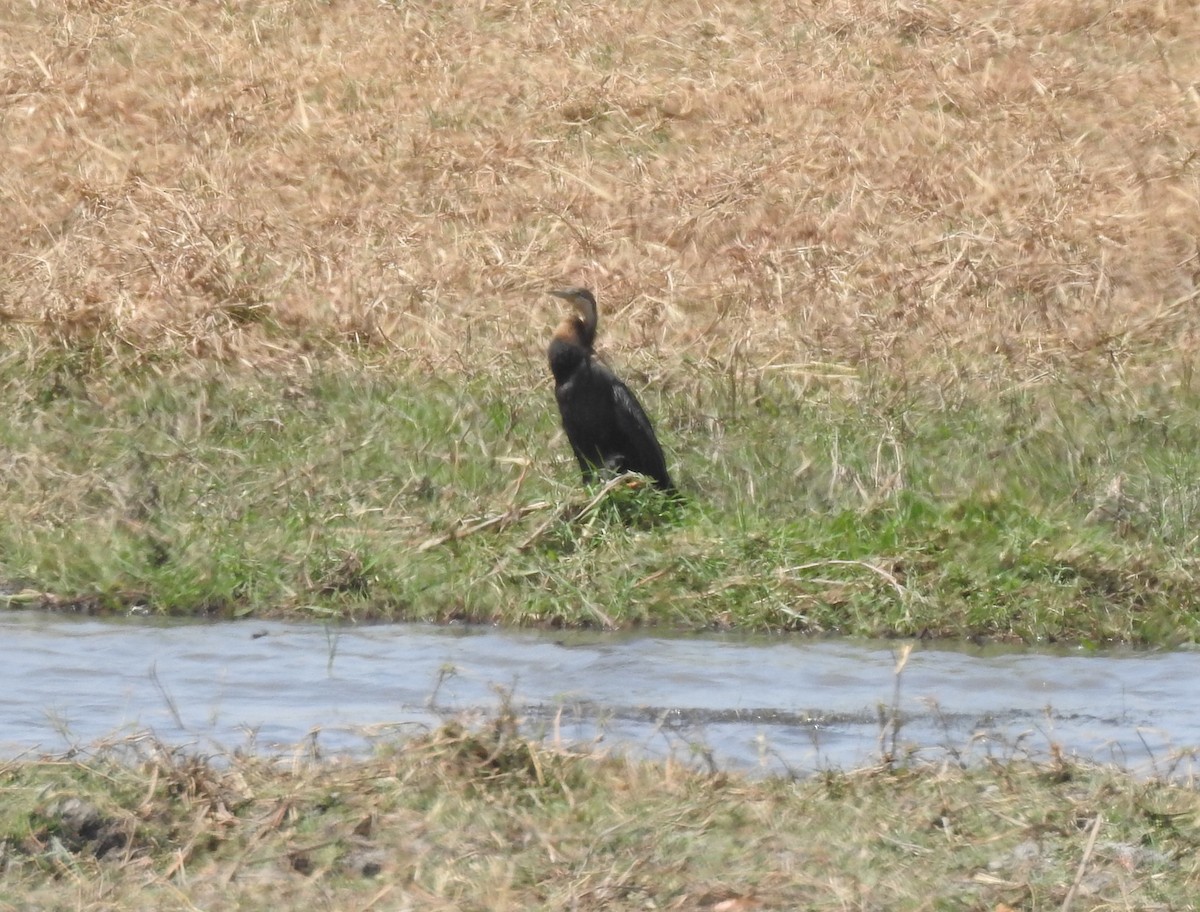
left=547, top=288, right=674, bottom=493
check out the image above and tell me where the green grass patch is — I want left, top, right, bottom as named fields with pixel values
left=2, top=343, right=1198, bottom=643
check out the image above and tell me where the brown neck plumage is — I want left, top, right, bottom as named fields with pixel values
left=553, top=314, right=594, bottom=351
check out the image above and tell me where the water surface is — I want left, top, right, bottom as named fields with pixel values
left=3, top=612, right=1197, bottom=777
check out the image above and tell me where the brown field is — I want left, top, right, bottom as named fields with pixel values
left=3, top=0, right=1199, bottom=379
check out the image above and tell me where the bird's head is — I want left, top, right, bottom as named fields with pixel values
left=548, top=287, right=598, bottom=336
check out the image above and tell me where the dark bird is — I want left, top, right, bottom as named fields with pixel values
left=547, top=287, right=675, bottom=493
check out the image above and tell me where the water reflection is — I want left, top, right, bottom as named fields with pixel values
left=2, top=612, right=1197, bottom=777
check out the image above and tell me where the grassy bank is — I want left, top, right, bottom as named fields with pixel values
left=2, top=0, right=1200, bottom=643
left=2, top=725, right=1199, bottom=911
left=2, top=346, right=1199, bottom=642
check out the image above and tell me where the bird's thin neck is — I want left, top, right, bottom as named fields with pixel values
left=554, top=314, right=595, bottom=351
left=574, top=313, right=596, bottom=349
left=576, top=299, right=598, bottom=346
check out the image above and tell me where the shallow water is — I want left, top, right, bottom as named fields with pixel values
left=3, top=611, right=1198, bottom=777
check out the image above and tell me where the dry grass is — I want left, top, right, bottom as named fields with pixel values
left=4, top=0, right=1200, bottom=641
left=2, top=0, right=1199, bottom=379
left=3, top=725, right=1200, bottom=911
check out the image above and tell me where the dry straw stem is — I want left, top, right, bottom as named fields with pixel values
left=2, top=0, right=1199, bottom=381
left=1060, top=812, right=1104, bottom=912
left=414, top=499, right=553, bottom=552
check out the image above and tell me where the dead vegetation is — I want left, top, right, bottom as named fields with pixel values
left=3, top=725, right=1200, bottom=911
left=3, top=2, right=1200, bottom=639
left=1, top=0, right=1198, bottom=380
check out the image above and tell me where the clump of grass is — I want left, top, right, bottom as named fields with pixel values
left=2, top=728, right=1199, bottom=910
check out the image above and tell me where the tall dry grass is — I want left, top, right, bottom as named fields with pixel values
left=2, top=0, right=1198, bottom=377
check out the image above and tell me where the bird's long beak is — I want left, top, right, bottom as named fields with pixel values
left=547, top=288, right=573, bottom=301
